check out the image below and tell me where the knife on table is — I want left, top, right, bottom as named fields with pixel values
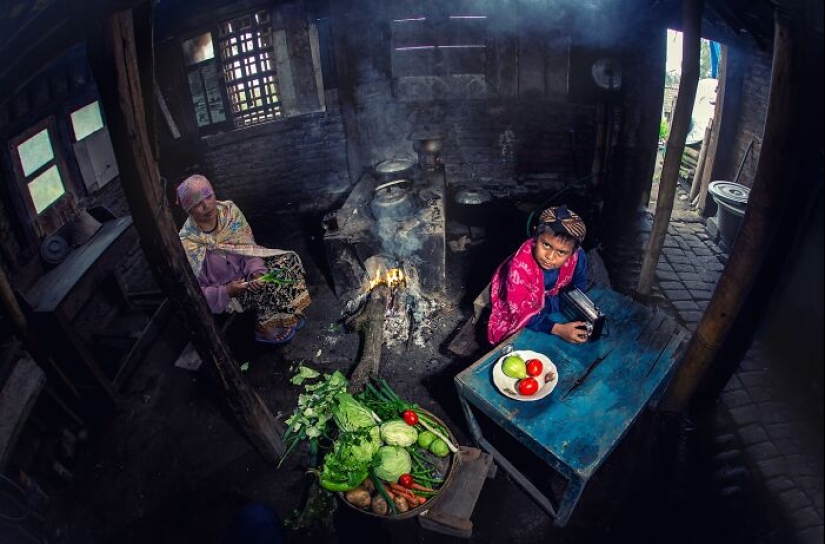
left=561, top=347, right=615, bottom=400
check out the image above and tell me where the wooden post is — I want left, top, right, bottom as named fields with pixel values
left=637, top=0, right=703, bottom=296
left=689, top=124, right=713, bottom=202
left=660, top=12, right=796, bottom=413
left=330, top=0, right=364, bottom=186
left=695, top=46, right=728, bottom=216
left=86, top=7, right=285, bottom=459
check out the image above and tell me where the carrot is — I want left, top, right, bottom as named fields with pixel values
left=389, top=484, right=420, bottom=502
left=410, top=482, right=436, bottom=493
left=382, top=485, right=396, bottom=499
left=389, top=484, right=427, bottom=505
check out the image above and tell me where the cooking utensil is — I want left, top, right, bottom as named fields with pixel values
left=371, top=179, right=415, bottom=221
left=374, top=158, right=416, bottom=184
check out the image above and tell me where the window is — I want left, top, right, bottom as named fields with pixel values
left=70, top=100, right=119, bottom=191
left=183, top=32, right=228, bottom=127
left=15, top=126, right=66, bottom=214
left=180, top=6, right=326, bottom=132
left=182, top=12, right=282, bottom=129
left=390, top=7, right=488, bottom=99
left=391, top=14, right=487, bottom=77
left=218, top=11, right=282, bottom=126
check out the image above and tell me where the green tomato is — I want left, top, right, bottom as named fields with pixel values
left=417, top=430, right=438, bottom=449
left=428, top=438, right=450, bottom=458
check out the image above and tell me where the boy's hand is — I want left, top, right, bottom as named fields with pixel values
left=551, top=321, right=590, bottom=344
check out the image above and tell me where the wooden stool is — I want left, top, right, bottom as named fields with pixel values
left=418, top=446, right=495, bottom=539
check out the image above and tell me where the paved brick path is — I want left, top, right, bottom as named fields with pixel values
left=605, top=181, right=823, bottom=544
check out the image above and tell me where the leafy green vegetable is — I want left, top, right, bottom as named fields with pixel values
left=379, top=420, right=418, bottom=447
left=318, top=427, right=381, bottom=491
left=373, top=446, right=412, bottom=483
left=259, top=268, right=295, bottom=285
left=290, top=366, right=320, bottom=385
left=280, top=368, right=349, bottom=466
left=332, top=393, right=378, bottom=433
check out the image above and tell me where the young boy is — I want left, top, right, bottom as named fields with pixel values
left=487, top=205, right=590, bottom=345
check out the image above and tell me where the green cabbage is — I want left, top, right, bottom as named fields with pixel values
left=379, top=419, right=419, bottom=447
left=332, top=392, right=377, bottom=432
left=372, top=446, right=412, bottom=483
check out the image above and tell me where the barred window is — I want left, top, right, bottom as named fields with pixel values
left=218, top=11, right=282, bottom=126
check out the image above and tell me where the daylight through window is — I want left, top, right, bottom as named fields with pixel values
left=218, top=11, right=282, bottom=126
left=16, top=128, right=66, bottom=214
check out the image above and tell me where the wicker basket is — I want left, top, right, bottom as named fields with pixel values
left=337, top=410, right=459, bottom=520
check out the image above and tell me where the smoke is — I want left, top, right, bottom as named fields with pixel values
left=375, top=216, right=424, bottom=261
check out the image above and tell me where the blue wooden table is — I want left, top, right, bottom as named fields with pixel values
left=454, top=286, right=688, bottom=526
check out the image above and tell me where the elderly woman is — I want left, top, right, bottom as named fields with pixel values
left=488, top=205, right=589, bottom=345
left=177, top=175, right=311, bottom=345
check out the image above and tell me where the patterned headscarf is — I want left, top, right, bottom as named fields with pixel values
left=179, top=200, right=293, bottom=277
left=176, top=174, right=214, bottom=212
left=538, top=205, right=586, bottom=243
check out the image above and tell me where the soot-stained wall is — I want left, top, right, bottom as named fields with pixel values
left=160, top=0, right=666, bottom=224
left=336, top=1, right=665, bottom=213
left=200, top=91, right=350, bottom=226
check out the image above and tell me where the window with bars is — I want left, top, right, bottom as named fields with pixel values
left=218, top=11, right=282, bottom=126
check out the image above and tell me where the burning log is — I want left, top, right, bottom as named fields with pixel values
left=345, top=261, right=407, bottom=392
left=347, top=283, right=389, bottom=393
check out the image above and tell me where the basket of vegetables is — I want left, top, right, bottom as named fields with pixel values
left=281, top=368, right=459, bottom=519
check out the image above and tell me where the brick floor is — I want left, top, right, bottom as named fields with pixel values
left=607, top=180, right=824, bottom=543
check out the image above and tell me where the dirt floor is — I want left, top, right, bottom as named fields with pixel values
left=31, top=196, right=780, bottom=544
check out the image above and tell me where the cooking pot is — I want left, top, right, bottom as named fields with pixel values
left=370, top=179, right=415, bottom=221
left=451, top=188, right=493, bottom=226
left=374, top=158, right=416, bottom=184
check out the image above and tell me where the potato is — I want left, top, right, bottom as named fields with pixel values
left=362, top=478, right=375, bottom=493
left=392, top=495, right=409, bottom=513
left=344, top=487, right=372, bottom=508
left=371, top=495, right=389, bottom=516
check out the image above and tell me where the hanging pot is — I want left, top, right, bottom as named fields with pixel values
left=370, top=179, right=415, bottom=221
left=374, top=158, right=416, bottom=184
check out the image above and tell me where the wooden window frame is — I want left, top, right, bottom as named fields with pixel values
left=8, top=116, right=78, bottom=238
left=217, top=9, right=283, bottom=126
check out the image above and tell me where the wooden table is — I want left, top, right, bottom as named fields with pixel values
left=25, top=216, right=135, bottom=406
left=454, top=286, right=688, bottom=526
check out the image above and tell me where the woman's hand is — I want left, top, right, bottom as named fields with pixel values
left=225, top=279, right=248, bottom=298
left=245, top=277, right=265, bottom=292
left=550, top=321, right=590, bottom=344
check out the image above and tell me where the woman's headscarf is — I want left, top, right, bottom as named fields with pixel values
left=177, top=182, right=294, bottom=277
left=537, top=205, right=586, bottom=244
left=176, top=174, right=214, bottom=212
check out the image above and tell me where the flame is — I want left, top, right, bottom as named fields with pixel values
left=365, top=267, right=406, bottom=292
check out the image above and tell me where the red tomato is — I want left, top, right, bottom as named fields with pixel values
left=398, top=473, right=414, bottom=488
left=402, top=410, right=419, bottom=426
left=526, top=359, right=543, bottom=377
left=517, top=377, right=539, bottom=396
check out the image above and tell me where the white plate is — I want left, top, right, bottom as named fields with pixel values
left=492, top=350, right=558, bottom=401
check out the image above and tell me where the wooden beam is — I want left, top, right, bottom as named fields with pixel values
left=695, top=45, right=728, bottom=215
left=660, top=11, right=797, bottom=413
left=86, top=6, right=285, bottom=460
left=637, top=0, right=703, bottom=295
